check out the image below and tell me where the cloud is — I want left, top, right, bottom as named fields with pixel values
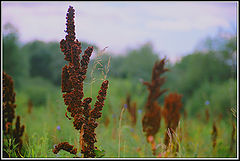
left=1, top=1, right=237, bottom=63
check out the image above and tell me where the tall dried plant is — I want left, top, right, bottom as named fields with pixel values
left=230, top=121, right=236, bottom=152
left=52, top=6, right=109, bottom=158
left=125, top=94, right=137, bottom=126
left=162, top=93, right=183, bottom=146
left=27, top=99, right=33, bottom=114
left=205, top=108, right=209, bottom=122
left=3, top=72, right=25, bottom=157
left=3, top=72, right=16, bottom=136
left=142, top=58, right=168, bottom=140
left=211, top=121, right=218, bottom=149
left=141, top=58, right=168, bottom=156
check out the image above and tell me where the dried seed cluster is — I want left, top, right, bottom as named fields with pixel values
left=162, top=93, right=182, bottom=146
left=3, top=72, right=25, bottom=157
left=125, top=94, right=137, bottom=126
left=53, top=6, right=109, bottom=158
left=142, top=58, right=168, bottom=140
left=53, top=142, right=77, bottom=155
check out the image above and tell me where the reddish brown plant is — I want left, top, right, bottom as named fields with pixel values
left=3, top=72, right=25, bottom=157
left=103, top=116, right=110, bottom=127
left=3, top=72, right=16, bottom=135
left=27, top=99, right=33, bottom=114
left=205, top=108, right=209, bottom=122
left=162, top=93, right=182, bottom=146
left=125, top=94, right=137, bottom=126
left=183, top=109, right=188, bottom=119
left=12, top=116, right=25, bottom=154
left=230, top=121, right=236, bottom=152
left=211, top=121, right=218, bottom=149
left=217, top=113, right=223, bottom=123
left=142, top=58, right=168, bottom=140
left=53, top=142, right=77, bottom=155
left=52, top=6, right=109, bottom=158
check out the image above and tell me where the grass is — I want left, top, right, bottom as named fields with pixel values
left=8, top=77, right=237, bottom=158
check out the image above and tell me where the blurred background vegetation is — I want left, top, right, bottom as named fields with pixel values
left=2, top=22, right=237, bottom=157
left=3, top=22, right=237, bottom=119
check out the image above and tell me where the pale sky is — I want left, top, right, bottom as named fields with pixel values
left=1, top=1, right=238, bottom=63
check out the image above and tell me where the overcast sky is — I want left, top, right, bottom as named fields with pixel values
left=1, top=1, right=238, bottom=63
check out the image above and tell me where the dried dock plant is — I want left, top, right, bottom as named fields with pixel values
left=27, top=99, right=33, bottom=114
left=142, top=58, right=168, bottom=140
left=52, top=6, right=109, bottom=158
left=211, top=121, right=218, bottom=149
left=125, top=94, right=137, bottom=126
left=205, top=108, right=209, bottom=122
left=162, top=93, right=183, bottom=146
left=230, top=121, right=236, bottom=152
left=3, top=72, right=16, bottom=136
left=3, top=72, right=25, bottom=157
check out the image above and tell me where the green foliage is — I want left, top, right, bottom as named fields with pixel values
left=20, top=77, right=57, bottom=107
left=21, top=40, right=99, bottom=86
left=3, top=23, right=100, bottom=89
left=106, top=43, right=159, bottom=82
left=3, top=23, right=29, bottom=88
left=164, top=51, right=234, bottom=103
left=11, top=88, right=237, bottom=158
left=21, top=41, right=63, bottom=86
left=2, top=23, right=237, bottom=158
left=185, top=79, right=237, bottom=118
left=3, top=138, right=20, bottom=158
left=209, top=79, right=237, bottom=116
left=3, top=24, right=20, bottom=75
left=94, top=147, right=105, bottom=158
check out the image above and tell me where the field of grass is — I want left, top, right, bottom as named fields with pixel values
left=2, top=3, right=237, bottom=159
left=5, top=77, right=236, bottom=158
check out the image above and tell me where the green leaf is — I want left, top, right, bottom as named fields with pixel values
left=94, top=148, right=105, bottom=158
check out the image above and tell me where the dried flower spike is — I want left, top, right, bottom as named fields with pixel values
left=53, top=6, right=109, bottom=158
left=162, top=92, right=182, bottom=146
left=230, top=121, right=236, bottom=152
left=125, top=94, right=137, bottom=126
left=53, top=142, right=77, bottom=155
left=142, top=58, right=168, bottom=140
left=3, top=72, right=25, bottom=157
left=3, top=72, right=16, bottom=134
left=211, top=121, right=218, bottom=149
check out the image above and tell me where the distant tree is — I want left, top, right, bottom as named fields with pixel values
left=123, top=43, right=159, bottom=82
left=3, top=23, right=29, bottom=88
left=106, top=42, right=159, bottom=82
left=219, top=36, right=237, bottom=79
left=22, top=41, right=53, bottom=80
left=164, top=33, right=237, bottom=105
left=108, top=55, right=126, bottom=78
left=3, top=23, right=19, bottom=75
left=195, top=32, right=237, bottom=76
left=21, top=40, right=99, bottom=86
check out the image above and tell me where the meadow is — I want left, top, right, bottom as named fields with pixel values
left=2, top=5, right=237, bottom=159
left=3, top=76, right=237, bottom=158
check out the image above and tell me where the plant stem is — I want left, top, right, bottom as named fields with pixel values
left=118, top=107, right=125, bottom=158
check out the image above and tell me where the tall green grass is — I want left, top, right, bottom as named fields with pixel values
left=13, top=77, right=237, bottom=158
